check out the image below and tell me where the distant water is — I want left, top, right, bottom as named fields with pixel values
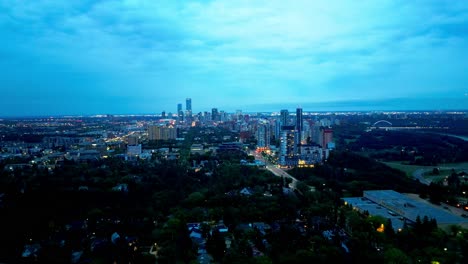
left=247, top=98, right=468, bottom=113
left=445, top=134, right=468, bottom=142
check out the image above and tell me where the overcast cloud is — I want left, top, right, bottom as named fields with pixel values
left=0, top=0, right=467, bottom=115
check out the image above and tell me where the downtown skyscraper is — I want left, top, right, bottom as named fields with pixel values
left=257, top=119, right=271, bottom=150
left=296, top=107, right=304, bottom=144
left=177, top=103, right=183, bottom=122
left=296, top=107, right=303, bottom=132
left=280, top=109, right=289, bottom=126
left=186, top=98, right=192, bottom=117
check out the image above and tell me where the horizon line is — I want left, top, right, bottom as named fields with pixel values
left=1, top=109, right=467, bottom=119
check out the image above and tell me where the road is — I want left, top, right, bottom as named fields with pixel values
left=413, top=169, right=432, bottom=185
left=413, top=164, right=468, bottom=186
left=250, top=151, right=299, bottom=189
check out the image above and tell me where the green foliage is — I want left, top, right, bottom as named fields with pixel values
left=206, top=230, right=226, bottom=261
left=184, top=191, right=205, bottom=207
left=384, top=247, right=411, bottom=264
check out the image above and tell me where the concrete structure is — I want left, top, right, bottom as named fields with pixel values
left=296, top=107, right=303, bottom=132
left=256, top=120, right=271, bottom=150
left=186, top=98, right=192, bottom=117
left=186, top=98, right=192, bottom=112
left=279, top=125, right=297, bottom=166
left=320, top=128, right=333, bottom=149
left=280, top=109, right=289, bottom=126
left=274, top=119, right=281, bottom=140
left=190, top=144, right=205, bottom=155
left=298, top=145, right=323, bottom=166
left=217, top=142, right=242, bottom=153
left=127, top=144, right=142, bottom=156
left=296, top=107, right=304, bottom=144
left=310, top=124, right=321, bottom=145
left=211, top=108, right=219, bottom=122
left=127, top=135, right=138, bottom=145
left=344, top=190, right=468, bottom=229
left=148, top=125, right=176, bottom=140
left=177, top=103, right=183, bottom=122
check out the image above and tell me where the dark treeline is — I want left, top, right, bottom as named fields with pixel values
left=347, top=130, right=468, bottom=165
left=289, top=151, right=423, bottom=196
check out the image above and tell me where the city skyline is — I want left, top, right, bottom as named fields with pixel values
left=1, top=1, right=468, bottom=116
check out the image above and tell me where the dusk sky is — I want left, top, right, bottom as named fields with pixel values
left=1, top=0, right=467, bottom=116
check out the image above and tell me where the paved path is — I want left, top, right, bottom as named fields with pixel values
left=250, top=151, right=299, bottom=189
left=412, top=165, right=468, bottom=186
left=413, top=168, right=432, bottom=185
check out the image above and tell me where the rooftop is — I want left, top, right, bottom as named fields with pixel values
left=364, top=190, right=468, bottom=225
left=344, top=190, right=468, bottom=227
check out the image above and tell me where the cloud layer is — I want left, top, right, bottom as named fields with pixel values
left=0, top=0, right=467, bottom=115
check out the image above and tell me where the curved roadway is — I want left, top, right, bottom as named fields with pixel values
left=250, top=151, right=299, bottom=189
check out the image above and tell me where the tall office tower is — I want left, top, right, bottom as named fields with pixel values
left=220, top=111, right=226, bottom=122
left=296, top=107, right=303, bottom=132
left=186, top=98, right=192, bottom=116
left=148, top=125, right=177, bottom=140
left=161, top=111, right=166, bottom=118
left=211, top=108, right=219, bottom=121
left=279, top=125, right=297, bottom=166
left=177, top=103, right=183, bottom=121
left=296, top=107, right=303, bottom=145
left=195, top=112, right=203, bottom=124
left=280, top=109, right=289, bottom=126
left=257, top=120, right=271, bottom=149
left=274, top=119, right=282, bottom=140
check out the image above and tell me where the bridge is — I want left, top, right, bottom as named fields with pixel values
left=372, top=120, right=392, bottom=127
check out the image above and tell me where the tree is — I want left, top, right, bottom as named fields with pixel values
left=384, top=247, right=411, bottom=264
left=206, top=230, right=226, bottom=261
left=184, top=192, right=205, bottom=207
left=385, top=218, right=395, bottom=239
left=295, top=181, right=309, bottom=194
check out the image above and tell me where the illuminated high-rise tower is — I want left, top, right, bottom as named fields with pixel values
left=279, top=125, right=298, bottom=166
left=257, top=120, right=271, bottom=150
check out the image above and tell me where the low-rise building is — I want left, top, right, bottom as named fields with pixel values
left=343, top=190, right=468, bottom=229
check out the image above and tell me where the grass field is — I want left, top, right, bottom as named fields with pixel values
left=423, top=169, right=452, bottom=179
left=383, top=162, right=430, bottom=177
left=383, top=161, right=468, bottom=178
